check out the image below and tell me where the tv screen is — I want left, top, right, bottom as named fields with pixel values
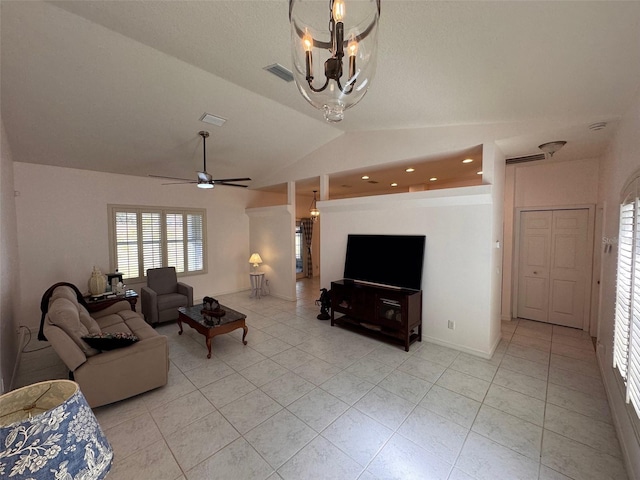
left=343, top=234, right=426, bottom=290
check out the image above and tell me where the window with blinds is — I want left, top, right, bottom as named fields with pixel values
left=108, top=205, right=206, bottom=283
left=613, top=172, right=640, bottom=417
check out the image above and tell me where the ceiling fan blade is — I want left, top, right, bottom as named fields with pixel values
left=149, top=174, right=194, bottom=182
left=161, top=181, right=198, bottom=185
left=217, top=182, right=249, bottom=188
left=211, top=177, right=252, bottom=183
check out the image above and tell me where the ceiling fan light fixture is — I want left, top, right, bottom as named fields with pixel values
left=289, top=0, right=381, bottom=122
left=538, top=141, right=567, bottom=158
left=197, top=182, right=214, bottom=189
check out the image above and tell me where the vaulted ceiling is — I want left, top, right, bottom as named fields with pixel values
left=3, top=1, right=640, bottom=193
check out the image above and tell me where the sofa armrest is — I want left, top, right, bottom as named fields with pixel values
left=90, top=300, right=132, bottom=320
left=141, top=286, right=158, bottom=324
left=177, top=282, right=193, bottom=306
left=43, top=324, right=87, bottom=372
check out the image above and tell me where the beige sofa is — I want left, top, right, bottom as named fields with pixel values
left=43, top=285, right=169, bottom=408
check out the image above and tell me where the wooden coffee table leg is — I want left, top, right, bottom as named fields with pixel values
left=242, top=325, right=248, bottom=345
left=178, top=318, right=183, bottom=335
left=206, top=336, right=212, bottom=359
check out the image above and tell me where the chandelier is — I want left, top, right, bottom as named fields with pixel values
left=310, top=190, right=320, bottom=221
left=289, top=0, right=381, bottom=122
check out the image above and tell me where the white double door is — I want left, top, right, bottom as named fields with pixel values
left=517, top=209, right=591, bottom=329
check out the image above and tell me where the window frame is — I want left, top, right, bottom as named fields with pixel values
left=108, top=204, right=207, bottom=283
left=613, top=170, right=640, bottom=428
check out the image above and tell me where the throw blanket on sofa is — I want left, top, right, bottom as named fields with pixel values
left=38, top=282, right=89, bottom=341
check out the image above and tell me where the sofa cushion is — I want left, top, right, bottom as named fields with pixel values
left=47, top=297, right=100, bottom=357
left=50, top=286, right=101, bottom=334
left=82, top=332, right=139, bottom=351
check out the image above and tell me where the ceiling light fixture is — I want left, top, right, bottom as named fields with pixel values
left=361, top=175, right=370, bottom=180
left=538, top=141, right=567, bottom=158
left=289, top=0, right=381, bottom=122
left=405, top=168, right=415, bottom=173
left=429, top=177, right=437, bottom=181
left=391, top=182, right=398, bottom=187
left=462, top=158, right=473, bottom=164
left=310, top=190, right=320, bottom=221
left=477, top=171, right=483, bottom=175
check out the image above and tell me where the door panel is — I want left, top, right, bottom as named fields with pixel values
left=517, top=211, right=552, bottom=322
left=548, top=209, right=588, bottom=328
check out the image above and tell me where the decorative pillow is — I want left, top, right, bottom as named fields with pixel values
left=81, top=332, right=139, bottom=351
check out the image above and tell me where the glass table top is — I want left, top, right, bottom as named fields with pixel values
left=178, top=303, right=246, bottom=328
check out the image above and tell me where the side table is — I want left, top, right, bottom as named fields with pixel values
left=85, top=290, right=139, bottom=313
left=249, top=272, right=265, bottom=299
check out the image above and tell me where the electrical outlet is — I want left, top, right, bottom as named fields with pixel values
left=448, top=320, right=455, bottom=330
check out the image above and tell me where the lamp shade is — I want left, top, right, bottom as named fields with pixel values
left=249, top=253, right=263, bottom=267
left=0, top=380, right=113, bottom=479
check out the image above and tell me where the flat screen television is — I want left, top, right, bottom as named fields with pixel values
left=343, top=234, right=426, bottom=291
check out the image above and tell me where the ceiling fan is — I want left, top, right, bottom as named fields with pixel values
left=149, top=131, right=251, bottom=189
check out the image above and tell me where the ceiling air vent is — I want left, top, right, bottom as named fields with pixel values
left=264, top=64, right=294, bottom=82
left=368, top=180, right=379, bottom=184
left=505, top=153, right=546, bottom=165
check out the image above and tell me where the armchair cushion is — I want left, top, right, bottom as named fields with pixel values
left=147, top=267, right=178, bottom=295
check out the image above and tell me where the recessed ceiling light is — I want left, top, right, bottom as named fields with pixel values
left=429, top=177, right=437, bottom=181
left=477, top=171, right=483, bottom=175
left=405, top=168, right=415, bottom=173
left=391, top=183, right=398, bottom=187
left=199, top=112, right=227, bottom=127
left=361, top=175, right=370, bottom=180
left=462, top=158, right=473, bottom=164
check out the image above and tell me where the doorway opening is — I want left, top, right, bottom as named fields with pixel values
left=295, top=221, right=305, bottom=279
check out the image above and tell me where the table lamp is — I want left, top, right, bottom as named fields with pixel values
left=0, top=380, right=113, bottom=479
left=249, top=253, right=263, bottom=272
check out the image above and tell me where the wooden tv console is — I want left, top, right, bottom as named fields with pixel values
left=330, top=279, right=422, bottom=352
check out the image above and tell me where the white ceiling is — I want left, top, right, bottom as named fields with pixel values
left=2, top=1, right=640, bottom=192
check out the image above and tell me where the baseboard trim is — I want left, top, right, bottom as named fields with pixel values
left=422, top=335, right=496, bottom=360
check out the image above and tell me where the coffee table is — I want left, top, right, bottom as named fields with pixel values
left=177, top=304, right=248, bottom=358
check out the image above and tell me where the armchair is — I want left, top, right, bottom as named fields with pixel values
left=141, top=267, right=193, bottom=325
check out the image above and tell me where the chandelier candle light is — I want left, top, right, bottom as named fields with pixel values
left=290, top=0, right=381, bottom=122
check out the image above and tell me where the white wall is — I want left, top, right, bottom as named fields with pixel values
left=320, top=186, right=499, bottom=357
left=597, top=91, right=640, bottom=479
left=501, top=157, right=600, bottom=320
left=13, top=162, right=280, bottom=330
left=0, top=121, right=20, bottom=392
left=247, top=206, right=296, bottom=301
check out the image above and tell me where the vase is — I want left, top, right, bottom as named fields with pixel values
left=88, top=266, right=107, bottom=295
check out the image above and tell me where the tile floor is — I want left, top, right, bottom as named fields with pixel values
left=15, top=278, right=628, bottom=479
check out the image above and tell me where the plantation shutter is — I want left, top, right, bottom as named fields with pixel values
left=187, top=213, right=204, bottom=272
left=142, top=212, right=163, bottom=274
left=614, top=202, right=634, bottom=380
left=166, top=213, right=185, bottom=273
left=613, top=174, right=640, bottom=417
left=115, top=211, right=139, bottom=279
left=629, top=198, right=640, bottom=411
